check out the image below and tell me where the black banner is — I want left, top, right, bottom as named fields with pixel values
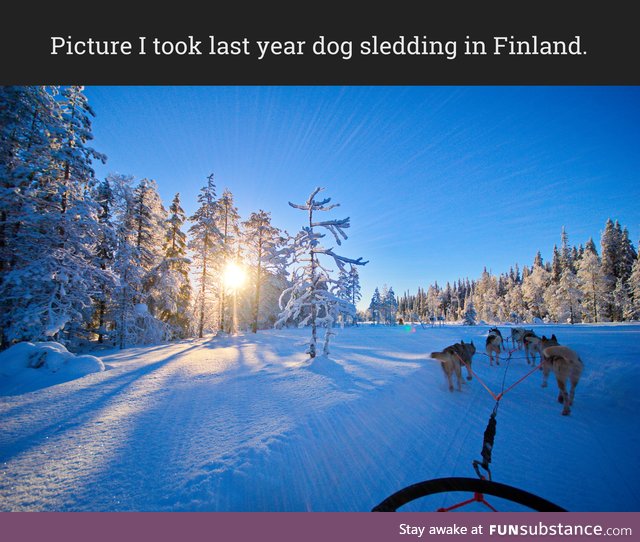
left=1, top=1, right=638, bottom=85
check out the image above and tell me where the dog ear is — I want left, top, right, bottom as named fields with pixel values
left=552, top=334, right=557, bottom=340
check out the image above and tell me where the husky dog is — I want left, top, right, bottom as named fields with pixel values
left=510, top=327, right=531, bottom=350
left=485, top=327, right=503, bottom=366
left=542, top=344, right=583, bottom=415
left=521, top=330, right=543, bottom=365
left=431, top=340, right=476, bottom=392
left=539, top=334, right=560, bottom=387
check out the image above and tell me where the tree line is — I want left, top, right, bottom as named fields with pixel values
left=386, top=224, right=639, bottom=325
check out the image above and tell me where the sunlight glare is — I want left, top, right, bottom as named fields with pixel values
left=223, top=261, right=246, bottom=290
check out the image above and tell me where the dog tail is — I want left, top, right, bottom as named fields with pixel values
left=430, top=351, right=447, bottom=362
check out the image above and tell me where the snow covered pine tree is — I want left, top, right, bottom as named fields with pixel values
left=0, top=86, right=110, bottom=347
left=146, top=193, right=192, bottom=338
left=214, top=188, right=241, bottom=333
left=335, top=266, right=362, bottom=326
left=242, top=210, right=288, bottom=333
left=188, top=174, right=223, bottom=338
left=276, top=187, right=367, bottom=358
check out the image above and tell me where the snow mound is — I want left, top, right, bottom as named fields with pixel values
left=305, top=354, right=349, bottom=378
left=0, top=341, right=105, bottom=396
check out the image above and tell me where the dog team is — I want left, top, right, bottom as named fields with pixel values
left=430, top=326, right=583, bottom=415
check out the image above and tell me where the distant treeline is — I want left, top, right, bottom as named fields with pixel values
left=370, top=223, right=639, bottom=324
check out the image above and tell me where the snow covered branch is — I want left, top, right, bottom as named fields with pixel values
left=288, top=187, right=341, bottom=213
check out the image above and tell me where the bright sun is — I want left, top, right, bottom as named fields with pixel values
left=223, top=261, right=246, bottom=290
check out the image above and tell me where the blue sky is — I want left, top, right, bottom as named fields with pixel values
left=85, top=86, right=640, bottom=308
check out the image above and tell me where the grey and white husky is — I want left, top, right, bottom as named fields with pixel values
left=539, top=334, right=560, bottom=387
left=510, top=327, right=531, bottom=350
left=521, top=330, right=544, bottom=365
left=486, top=327, right=503, bottom=366
left=542, top=341, right=583, bottom=416
left=431, top=340, right=476, bottom=392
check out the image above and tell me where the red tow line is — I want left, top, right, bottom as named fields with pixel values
left=441, top=354, right=547, bottom=512
left=497, top=362, right=545, bottom=400
left=437, top=489, right=498, bottom=512
left=455, top=353, right=544, bottom=403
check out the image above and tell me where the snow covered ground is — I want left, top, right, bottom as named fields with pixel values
left=1, top=324, right=639, bottom=512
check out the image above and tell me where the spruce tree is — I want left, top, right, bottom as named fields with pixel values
left=242, top=210, right=287, bottom=333
left=132, top=178, right=166, bottom=278
left=348, top=267, right=362, bottom=324
left=92, top=178, right=117, bottom=343
left=0, top=86, right=109, bottom=346
left=462, top=295, right=477, bottom=325
left=385, top=286, right=399, bottom=324
left=188, top=174, right=222, bottom=338
left=619, top=227, right=637, bottom=283
left=369, top=287, right=382, bottom=324
left=474, top=268, right=499, bottom=322
left=560, top=226, right=572, bottom=272
left=629, top=246, right=640, bottom=320
left=612, top=277, right=631, bottom=322
left=545, top=267, right=582, bottom=323
left=111, top=175, right=140, bottom=348
left=533, top=251, right=544, bottom=268
left=585, top=237, right=598, bottom=255
left=551, top=245, right=562, bottom=284
left=600, top=219, right=619, bottom=320
left=577, top=248, right=608, bottom=323
left=522, top=264, right=550, bottom=321
left=147, top=193, right=192, bottom=337
left=109, top=175, right=168, bottom=347
left=215, top=188, right=241, bottom=332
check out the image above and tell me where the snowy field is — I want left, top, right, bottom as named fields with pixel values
left=1, top=324, right=639, bottom=512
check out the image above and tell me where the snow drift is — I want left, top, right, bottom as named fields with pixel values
left=0, top=342, right=105, bottom=395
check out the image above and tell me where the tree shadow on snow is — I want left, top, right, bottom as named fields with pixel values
left=304, top=355, right=369, bottom=392
left=0, top=342, right=205, bottom=462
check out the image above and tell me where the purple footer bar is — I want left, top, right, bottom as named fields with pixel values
left=2, top=512, right=639, bottom=542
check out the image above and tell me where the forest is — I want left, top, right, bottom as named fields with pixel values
left=0, top=86, right=366, bottom=352
left=369, top=221, right=640, bottom=326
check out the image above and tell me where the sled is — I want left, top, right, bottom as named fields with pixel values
left=372, top=476, right=566, bottom=512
